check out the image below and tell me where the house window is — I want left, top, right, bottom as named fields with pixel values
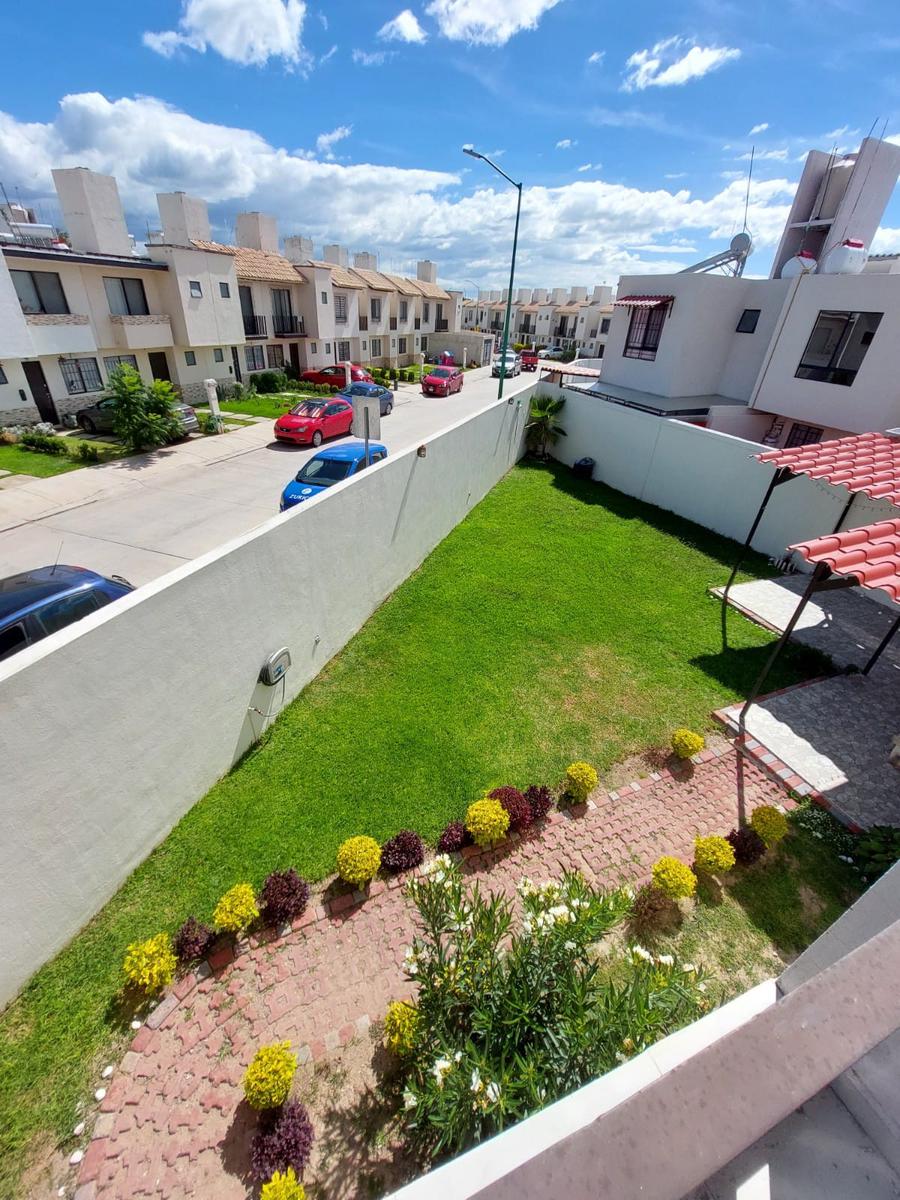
left=310, top=342, right=317, bottom=354
left=189, top=280, right=202, bottom=298
left=267, top=344, right=285, bottom=369
left=420, top=336, right=427, bottom=352
left=184, top=351, right=197, bottom=366
left=371, top=337, right=382, bottom=357
left=796, top=310, right=882, bottom=387
left=623, top=304, right=667, bottom=361
left=321, top=291, right=328, bottom=304
left=325, top=343, right=331, bottom=354
left=597, top=344, right=605, bottom=358
left=219, top=282, right=231, bottom=299
left=370, top=298, right=382, bottom=320
left=362, top=340, right=367, bottom=350
left=245, top=345, right=265, bottom=371
left=10, top=269, right=68, bottom=315
left=398, top=337, right=407, bottom=354
left=399, top=300, right=408, bottom=321
left=423, top=302, right=430, bottom=322
left=0, top=363, right=7, bottom=385
left=600, top=317, right=610, bottom=334
left=103, top=355, right=138, bottom=374
left=784, top=422, right=824, bottom=449
left=335, top=294, right=347, bottom=322
left=103, top=276, right=149, bottom=316
left=214, top=347, right=224, bottom=363
left=60, top=358, right=102, bottom=394
left=736, top=308, right=761, bottom=334
left=337, top=340, right=351, bottom=360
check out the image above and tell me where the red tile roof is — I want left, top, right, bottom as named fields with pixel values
left=613, top=295, right=674, bottom=308
left=757, top=432, right=900, bottom=506
left=790, top=519, right=900, bottom=602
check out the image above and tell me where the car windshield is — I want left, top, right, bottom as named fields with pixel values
left=289, top=401, right=325, bottom=417
left=294, top=458, right=354, bottom=487
left=430, top=368, right=453, bottom=378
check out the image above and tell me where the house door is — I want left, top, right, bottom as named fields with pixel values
left=148, top=351, right=171, bottom=382
left=22, top=362, right=57, bottom=423
left=289, top=343, right=300, bottom=374
left=231, top=346, right=243, bottom=382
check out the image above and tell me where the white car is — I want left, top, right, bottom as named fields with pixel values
left=538, top=345, right=566, bottom=361
left=491, top=350, right=521, bottom=378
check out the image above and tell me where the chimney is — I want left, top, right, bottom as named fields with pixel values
left=515, top=288, right=532, bottom=303
left=236, top=211, right=279, bottom=254
left=284, top=235, right=315, bottom=263
left=156, top=192, right=211, bottom=246
left=416, top=259, right=437, bottom=284
left=353, top=251, right=378, bottom=270
left=52, top=168, right=132, bottom=256
left=478, top=288, right=491, bottom=301
left=551, top=287, right=568, bottom=303
left=532, top=288, right=548, bottom=303
left=591, top=284, right=612, bottom=304
left=569, top=286, right=588, bottom=302
left=490, top=290, right=501, bottom=301
left=323, top=244, right=350, bottom=268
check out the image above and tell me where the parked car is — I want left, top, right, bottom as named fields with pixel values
left=521, top=350, right=540, bottom=372
left=538, top=346, right=566, bottom=361
left=279, top=441, right=388, bottom=511
left=339, top=381, right=394, bottom=415
left=421, top=366, right=464, bottom=396
left=76, top=396, right=199, bottom=436
left=299, top=363, right=373, bottom=388
left=273, top=396, right=353, bottom=446
left=0, top=565, right=133, bottom=662
left=491, top=350, right=521, bottom=378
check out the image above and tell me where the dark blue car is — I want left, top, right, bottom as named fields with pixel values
left=337, top=381, right=394, bottom=416
left=0, top=565, right=133, bottom=662
left=280, top=440, right=388, bottom=512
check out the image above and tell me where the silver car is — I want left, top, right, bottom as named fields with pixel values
left=491, top=350, right=521, bottom=378
left=76, top=396, right=200, bottom=436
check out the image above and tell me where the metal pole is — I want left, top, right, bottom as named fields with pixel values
left=498, top=183, right=522, bottom=401
left=862, top=611, right=900, bottom=675
left=364, top=406, right=370, bottom=467
left=721, top=466, right=791, bottom=647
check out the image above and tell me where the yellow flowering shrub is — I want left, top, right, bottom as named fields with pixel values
left=565, top=761, right=598, bottom=803
left=465, top=798, right=510, bottom=847
left=383, top=1000, right=419, bottom=1055
left=213, top=883, right=260, bottom=933
left=122, top=932, right=177, bottom=994
left=671, top=728, right=705, bottom=759
left=694, top=834, right=736, bottom=875
left=336, top=836, right=382, bottom=886
left=651, top=855, right=697, bottom=899
left=750, top=805, right=788, bottom=846
left=260, top=1168, right=306, bottom=1200
left=243, top=1041, right=297, bottom=1110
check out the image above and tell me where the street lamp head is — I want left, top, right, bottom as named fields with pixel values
left=462, top=145, right=482, bottom=160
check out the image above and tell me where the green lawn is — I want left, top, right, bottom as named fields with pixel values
left=0, top=444, right=82, bottom=477
left=0, top=462, right=828, bottom=1196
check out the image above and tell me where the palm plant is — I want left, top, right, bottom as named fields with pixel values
left=526, top=393, right=566, bottom=459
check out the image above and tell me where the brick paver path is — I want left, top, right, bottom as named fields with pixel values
left=74, top=747, right=788, bottom=1200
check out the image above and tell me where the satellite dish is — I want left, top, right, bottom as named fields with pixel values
left=730, top=232, right=752, bottom=256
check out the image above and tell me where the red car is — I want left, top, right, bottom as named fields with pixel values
left=520, top=350, right=539, bottom=372
left=299, top=363, right=373, bottom=388
left=421, top=366, right=464, bottom=397
left=274, top=397, right=353, bottom=446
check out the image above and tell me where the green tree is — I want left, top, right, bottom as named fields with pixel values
left=526, top=393, right=566, bottom=459
left=106, top=366, right=181, bottom=453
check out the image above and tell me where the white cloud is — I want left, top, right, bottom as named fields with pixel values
left=426, top=0, right=562, bottom=45
left=316, top=125, right=351, bottom=159
left=577, top=163, right=593, bottom=172
left=871, top=226, right=900, bottom=253
left=587, top=50, right=604, bottom=65
left=748, top=122, right=769, bottom=135
left=143, top=0, right=308, bottom=67
left=320, top=44, right=338, bottom=63
left=352, top=48, right=392, bottom=66
left=556, top=138, right=575, bottom=149
left=664, top=172, right=687, bottom=179
left=736, top=148, right=788, bottom=161
left=0, top=91, right=797, bottom=287
left=378, top=9, right=428, bottom=42
left=623, top=37, right=741, bottom=90
left=720, top=169, right=745, bottom=180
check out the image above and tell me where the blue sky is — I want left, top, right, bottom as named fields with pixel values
left=1, top=0, right=899, bottom=290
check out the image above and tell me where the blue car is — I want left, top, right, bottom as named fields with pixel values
left=280, top=440, right=388, bottom=512
left=337, top=381, right=394, bottom=416
left=0, top=565, right=133, bottom=662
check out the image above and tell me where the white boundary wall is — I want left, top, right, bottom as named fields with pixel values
left=0, top=392, right=530, bottom=1005
left=549, top=384, right=900, bottom=562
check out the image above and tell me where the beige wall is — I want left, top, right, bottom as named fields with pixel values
left=149, top=245, right=243, bottom=347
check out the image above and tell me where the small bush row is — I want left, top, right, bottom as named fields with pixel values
left=2, top=426, right=108, bottom=463
left=242, top=1041, right=315, bottom=1190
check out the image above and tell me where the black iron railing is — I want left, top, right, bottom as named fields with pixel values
left=243, top=314, right=267, bottom=337
left=273, top=314, right=303, bottom=337
left=436, top=319, right=449, bottom=331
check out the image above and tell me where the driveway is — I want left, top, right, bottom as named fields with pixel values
left=0, top=368, right=533, bottom=586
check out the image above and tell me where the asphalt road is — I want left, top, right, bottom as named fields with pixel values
left=0, top=368, right=534, bottom=587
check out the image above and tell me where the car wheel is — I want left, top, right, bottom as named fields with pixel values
left=312, top=430, right=323, bottom=447
left=384, top=401, right=393, bottom=415
left=78, top=416, right=96, bottom=433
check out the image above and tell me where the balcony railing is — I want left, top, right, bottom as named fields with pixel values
left=490, top=322, right=503, bottom=332
left=389, top=317, right=398, bottom=330
left=243, top=314, right=267, bottom=337
left=273, top=314, right=304, bottom=337
left=435, top=319, right=449, bottom=331
left=359, top=316, right=368, bottom=331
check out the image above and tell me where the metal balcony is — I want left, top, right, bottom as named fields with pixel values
left=243, top=314, right=267, bottom=337
left=273, top=314, right=304, bottom=337
left=436, top=319, right=449, bottom=331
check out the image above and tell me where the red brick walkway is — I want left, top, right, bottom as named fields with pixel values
left=74, top=746, right=788, bottom=1199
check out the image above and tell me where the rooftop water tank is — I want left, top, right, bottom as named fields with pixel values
left=781, top=249, right=818, bottom=279
left=821, top=238, right=867, bottom=275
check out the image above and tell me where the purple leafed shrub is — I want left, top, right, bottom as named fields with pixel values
left=259, top=869, right=311, bottom=926
left=380, top=829, right=426, bottom=874
left=523, top=785, right=554, bottom=822
left=489, top=787, right=533, bottom=832
left=726, top=826, right=767, bottom=866
left=249, top=1100, right=315, bottom=1182
left=437, top=820, right=470, bottom=853
left=173, top=916, right=216, bottom=965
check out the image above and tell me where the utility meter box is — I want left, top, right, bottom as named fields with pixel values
left=259, top=647, right=291, bottom=686
left=351, top=395, right=381, bottom=441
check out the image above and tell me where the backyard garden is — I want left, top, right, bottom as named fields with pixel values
left=0, top=460, right=865, bottom=1199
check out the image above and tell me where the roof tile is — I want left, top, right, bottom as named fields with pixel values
left=790, top=518, right=900, bottom=602
left=189, top=239, right=304, bottom=284
left=757, top=432, right=900, bottom=506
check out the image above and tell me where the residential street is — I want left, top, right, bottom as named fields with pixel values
left=0, top=368, right=533, bottom=586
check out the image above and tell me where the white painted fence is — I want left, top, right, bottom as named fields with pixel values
left=0, top=392, right=530, bottom=1005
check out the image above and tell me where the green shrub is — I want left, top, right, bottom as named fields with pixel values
left=750, top=805, right=788, bottom=847
left=397, top=859, right=703, bottom=1156
left=390, top=367, right=399, bottom=380
left=260, top=1169, right=305, bottom=1200
left=213, top=882, right=260, bottom=933
left=671, top=729, right=705, bottom=759
left=465, top=798, right=509, bottom=846
left=383, top=1000, right=419, bottom=1055
left=336, top=836, right=382, bottom=886
left=122, top=932, right=177, bottom=994
left=105, top=365, right=182, bottom=453
left=651, top=856, right=697, bottom=899
left=853, top=826, right=900, bottom=883
left=693, top=834, right=736, bottom=875
left=254, top=370, right=289, bottom=394
left=68, top=441, right=102, bottom=462
left=20, top=430, right=68, bottom=456
left=564, top=761, right=598, bottom=804
left=243, top=1041, right=297, bottom=1110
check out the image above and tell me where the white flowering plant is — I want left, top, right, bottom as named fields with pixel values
left=397, top=859, right=707, bottom=1157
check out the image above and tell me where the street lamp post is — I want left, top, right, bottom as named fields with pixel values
left=463, top=146, right=522, bottom=400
